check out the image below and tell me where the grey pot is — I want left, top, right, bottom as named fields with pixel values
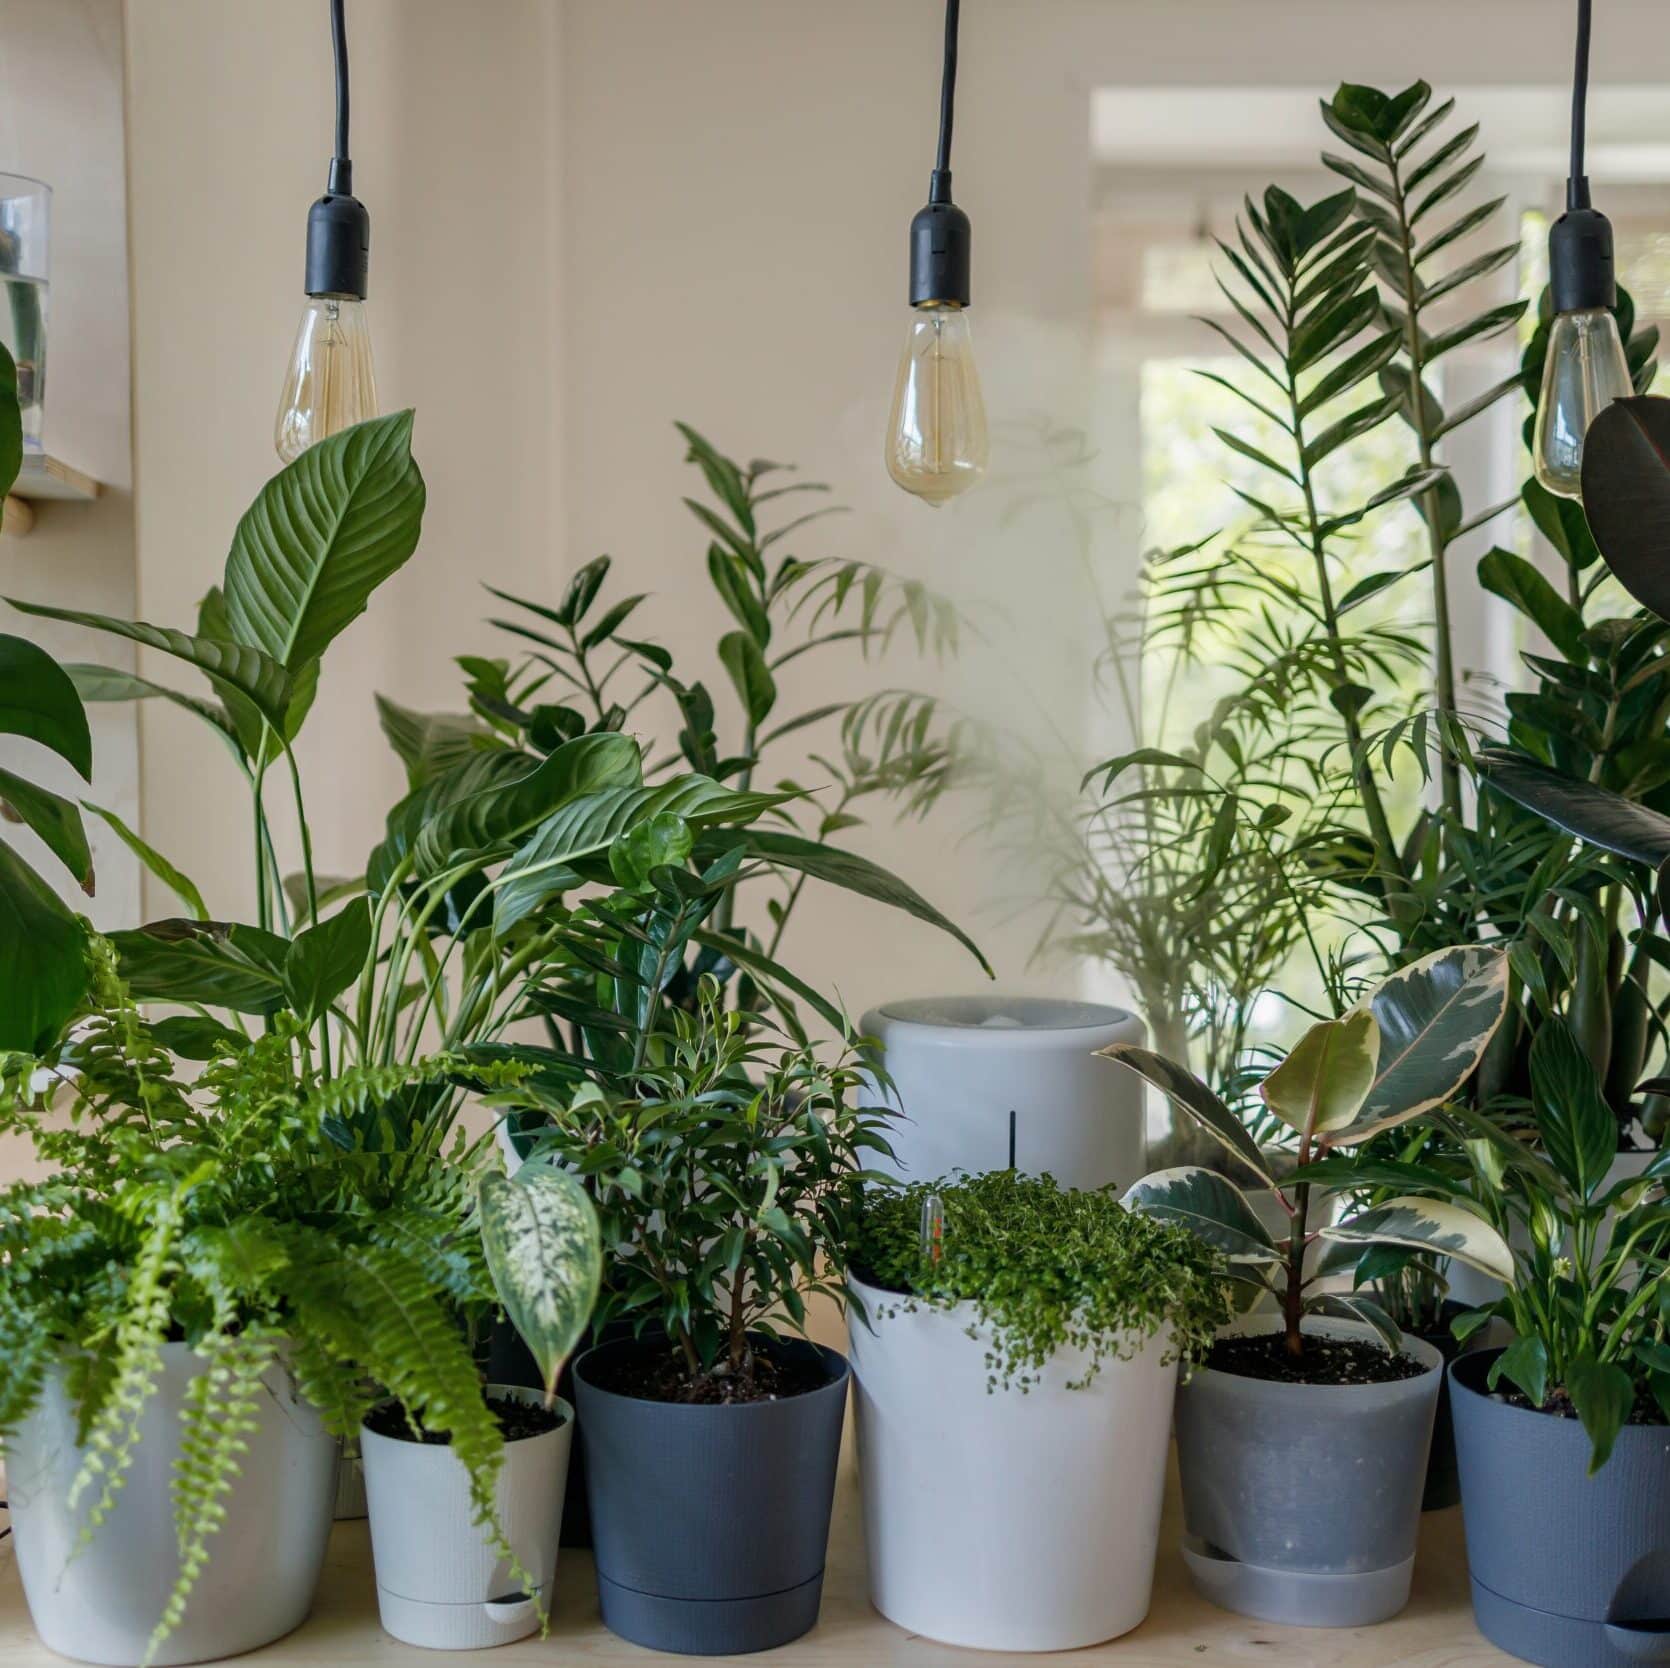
left=573, top=1337, right=848, bottom=1655
left=1452, top=1348, right=1670, bottom=1667
left=1173, top=1316, right=1442, bottom=1627
left=7, top=1344, right=338, bottom=1666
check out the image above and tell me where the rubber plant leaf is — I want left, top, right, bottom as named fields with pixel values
left=1579, top=396, right=1670, bottom=625
left=1320, top=1196, right=1513, bottom=1281
left=0, top=634, right=92, bottom=779
left=479, top=1165, right=603, bottom=1401
left=1122, top=1166, right=1281, bottom=1263
left=1097, top=1044, right=1273, bottom=1185
left=1261, top=1009, right=1380, bottom=1140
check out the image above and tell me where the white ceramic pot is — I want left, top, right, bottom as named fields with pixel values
left=860, top=996, right=1145, bottom=1191
left=361, top=1386, right=573, bottom=1650
left=7, top=1344, right=338, bottom=1667
left=848, top=1275, right=1178, bottom=1651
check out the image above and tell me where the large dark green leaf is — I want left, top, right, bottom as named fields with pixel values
left=1097, top=1043, right=1273, bottom=1183
left=1566, top=1357, right=1636, bottom=1474
left=6, top=602, right=293, bottom=733
left=1330, top=945, right=1510, bottom=1143
left=283, top=898, right=372, bottom=1023
left=1123, top=1165, right=1280, bottom=1263
left=0, top=769, right=91, bottom=892
left=410, top=732, right=643, bottom=877
left=0, top=842, right=86, bottom=1050
left=1580, top=397, right=1670, bottom=623
left=110, top=919, right=289, bottom=1015
left=366, top=749, right=536, bottom=897
left=1529, top=1019, right=1619, bottom=1200
left=198, top=584, right=317, bottom=753
left=0, top=342, right=20, bottom=521
left=0, top=634, right=92, bottom=778
left=1477, top=749, right=1670, bottom=867
left=1477, top=548, right=1586, bottom=662
left=223, top=410, right=426, bottom=672
left=698, top=828, right=991, bottom=975
left=493, top=778, right=798, bottom=932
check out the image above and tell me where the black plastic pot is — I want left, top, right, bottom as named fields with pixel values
left=573, top=1336, right=849, bottom=1655
left=1452, top=1348, right=1670, bottom=1667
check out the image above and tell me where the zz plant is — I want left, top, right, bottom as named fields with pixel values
left=1116, top=946, right=1514, bottom=1355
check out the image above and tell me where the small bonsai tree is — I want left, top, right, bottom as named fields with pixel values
left=1113, top=946, right=1513, bottom=1357
left=850, top=1169, right=1231, bottom=1390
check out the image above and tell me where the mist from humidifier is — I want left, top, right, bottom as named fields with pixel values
left=275, top=295, right=378, bottom=463
left=886, top=303, right=988, bottom=506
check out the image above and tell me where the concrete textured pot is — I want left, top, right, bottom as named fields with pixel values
left=848, top=1275, right=1178, bottom=1650
left=1452, top=1348, right=1670, bottom=1667
left=7, top=1344, right=338, bottom=1667
left=361, top=1386, right=573, bottom=1650
left=859, top=996, right=1145, bottom=1191
left=1173, top=1316, right=1442, bottom=1627
left=574, top=1336, right=847, bottom=1655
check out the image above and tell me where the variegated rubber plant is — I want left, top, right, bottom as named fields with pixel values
left=1112, top=945, right=1514, bottom=1358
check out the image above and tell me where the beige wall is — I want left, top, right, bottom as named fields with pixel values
left=116, top=0, right=1670, bottom=1014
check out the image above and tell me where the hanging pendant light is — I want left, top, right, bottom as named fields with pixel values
left=1531, top=0, right=1631, bottom=500
left=885, top=0, right=988, bottom=506
left=275, top=0, right=378, bottom=462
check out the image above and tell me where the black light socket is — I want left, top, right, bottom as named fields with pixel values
left=1549, top=201, right=1616, bottom=315
left=304, top=168, right=370, bottom=300
left=909, top=179, right=971, bottom=309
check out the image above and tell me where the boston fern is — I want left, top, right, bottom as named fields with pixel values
left=0, top=943, right=543, bottom=1659
left=851, top=1170, right=1231, bottom=1391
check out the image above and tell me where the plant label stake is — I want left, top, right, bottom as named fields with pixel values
left=919, top=1193, right=945, bottom=1265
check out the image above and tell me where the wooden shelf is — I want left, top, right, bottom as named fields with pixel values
left=0, top=1438, right=1517, bottom=1667
left=10, top=453, right=101, bottom=502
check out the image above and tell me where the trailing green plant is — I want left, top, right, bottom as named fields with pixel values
left=1117, top=945, right=1513, bottom=1357
left=849, top=1168, right=1231, bottom=1391
left=512, top=977, right=889, bottom=1398
left=0, top=943, right=560, bottom=1661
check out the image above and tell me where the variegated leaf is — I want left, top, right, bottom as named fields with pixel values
left=1321, top=1194, right=1513, bottom=1281
left=1097, top=1045, right=1273, bottom=1183
left=1123, top=1166, right=1282, bottom=1263
left=1330, top=945, right=1509, bottom=1144
left=1261, top=1009, right=1379, bottom=1138
left=480, top=1165, right=602, bottom=1399
left=1309, top=1290, right=1402, bottom=1353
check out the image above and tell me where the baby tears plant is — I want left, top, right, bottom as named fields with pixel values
left=1116, top=945, right=1514, bottom=1358
left=850, top=1170, right=1230, bottom=1390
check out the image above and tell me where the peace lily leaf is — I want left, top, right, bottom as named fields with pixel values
left=1579, top=397, right=1670, bottom=624
left=1566, top=1357, right=1636, bottom=1475
left=479, top=1165, right=602, bottom=1400
left=223, top=410, right=426, bottom=672
left=699, top=828, right=991, bottom=977
left=1529, top=1019, right=1619, bottom=1201
left=493, top=779, right=796, bottom=933
left=147, top=1014, right=248, bottom=1061
left=375, top=694, right=492, bottom=789
left=0, top=342, right=20, bottom=519
left=283, top=898, right=372, bottom=1024
left=1097, top=1044, right=1273, bottom=1184
left=64, top=662, right=238, bottom=753
left=110, top=919, right=290, bottom=1015
left=411, top=732, right=644, bottom=878
left=1330, top=945, right=1510, bottom=1144
left=1489, top=1333, right=1549, bottom=1407
left=1321, top=1196, right=1513, bottom=1281
left=82, top=801, right=207, bottom=920
left=6, top=601, right=293, bottom=734
left=0, top=768, right=91, bottom=892
left=0, top=842, right=87, bottom=1051
left=1261, top=1009, right=1380, bottom=1140
left=367, top=750, right=536, bottom=897
left=1123, top=1166, right=1281, bottom=1263
left=0, top=634, right=93, bottom=780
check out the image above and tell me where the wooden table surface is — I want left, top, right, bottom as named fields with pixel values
left=0, top=1435, right=1517, bottom=1668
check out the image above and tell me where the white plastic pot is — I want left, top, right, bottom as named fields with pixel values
left=361, top=1386, right=573, bottom=1650
left=7, top=1344, right=338, bottom=1667
left=848, top=1275, right=1178, bottom=1651
left=860, top=996, right=1145, bottom=1191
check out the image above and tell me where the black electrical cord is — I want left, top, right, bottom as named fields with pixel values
left=1569, top=0, right=1591, bottom=208
left=932, top=0, right=960, bottom=191
left=329, top=0, right=352, bottom=193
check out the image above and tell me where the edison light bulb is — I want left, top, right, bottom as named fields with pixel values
left=274, top=295, right=377, bottom=463
left=1532, top=307, right=1631, bottom=499
left=885, top=302, right=988, bottom=506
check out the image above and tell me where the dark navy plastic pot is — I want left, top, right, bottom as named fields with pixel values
left=1452, top=1348, right=1670, bottom=1667
left=574, top=1336, right=848, bottom=1655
